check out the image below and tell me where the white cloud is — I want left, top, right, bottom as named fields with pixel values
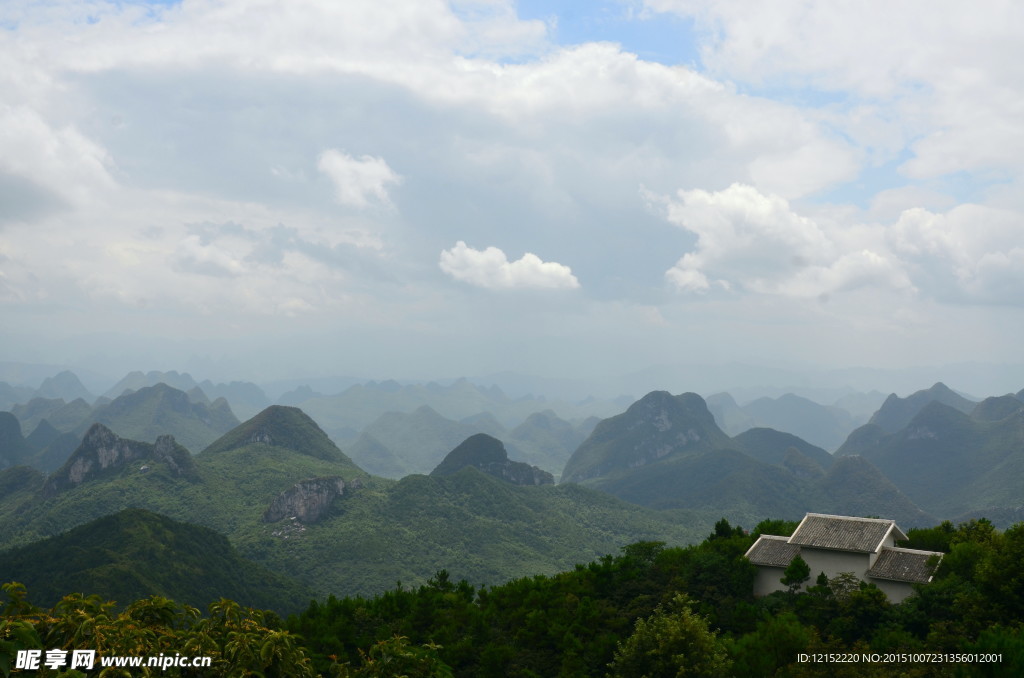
left=439, top=241, right=580, bottom=290
left=317, top=150, right=401, bottom=209
left=645, top=0, right=1024, bottom=181
left=661, top=184, right=912, bottom=298
left=0, top=105, right=114, bottom=208
left=888, top=204, right=1024, bottom=304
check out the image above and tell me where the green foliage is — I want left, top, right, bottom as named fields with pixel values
left=902, top=520, right=956, bottom=551
left=606, top=594, right=730, bottom=678
left=332, top=636, right=454, bottom=678
left=0, top=509, right=312, bottom=615
left=3, top=515, right=1024, bottom=678
left=0, top=586, right=315, bottom=677
left=727, top=612, right=812, bottom=677
left=781, top=554, right=811, bottom=593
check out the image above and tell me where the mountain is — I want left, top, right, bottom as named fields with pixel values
left=293, top=378, right=625, bottom=436
left=24, top=418, right=62, bottom=450
left=11, top=397, right=93, bottom=435
left=43, top=424, right=199, bottom=498
left=971, top=394, right=1024, bottom=422
left=103, top=370, right=201, bottom=399
left=459, top=411, right=507, bottom=438
left=561, top=391, right=732, bottom=484
left=0, top=412, right=34, bottom=469
left=815, top=455, right=933, bottom=525
left=832, top=390, right=889, bottom=420
left=431, top=434, right=554, bottom=485
left=0, top=405, right=366, bottom=547
left=20, top=419, right=81, bottom=473
left=506, top=410, right=588, bottom=477
left=560, top=391, right=933, bottom=527
left=0, top=406, right=714, bottom=599
left=35, top=370, right=93, bottom=403
left=85, top=383, right=240, bottom=453
left=836, top=400, right=1024, bottom=520
left=705, top=392, right=757, bottom=435
left=197, top=379, right=270, bottom=420
left=0, top=381, right=35, bottom=411
left=0, top=508, right=311, bottom=614
left=255, top=469, right=712, bottom=597
left=345, top=433, right=408, bottom=479
left=0, top=466, right=45, bottom=545
left=204, top=405, right=360, bottom=466
left=867, top=382, right=976, bottom=433
left=740, top=393, right=858, bottom=451
left=731, top=428, right=834, bottom=469
left=346, top=405, right=496, bottom=477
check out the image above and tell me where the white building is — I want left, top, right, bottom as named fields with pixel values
left=744, top=513, right=943, bottom=603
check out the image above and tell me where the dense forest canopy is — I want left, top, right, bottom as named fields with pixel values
left=4, top=516, right=1022, bottom=677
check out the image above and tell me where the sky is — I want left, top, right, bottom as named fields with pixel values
left=2, top=0, right=1023, bottom=393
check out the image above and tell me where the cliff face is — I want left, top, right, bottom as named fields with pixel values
left=431, top=434, right=554, bottom=486
left=42, top=424, right=198, bottom=497
left=263, top=476, right=350, bottom=523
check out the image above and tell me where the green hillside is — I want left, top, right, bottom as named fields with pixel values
left=837, top=400, right=1024, bottom=520
left=203, top=404, right=355, bottom=465
left=732, top=427, right=834, bottom=469
left=430, top=433, right=554, bottom=485
left=239, top=468, right=713, bottom=597
left=0, top=508, right=312, bottom=614
left=562, top=391, right=732, bottom=484
left=0, top=406, right=715, bottom=599
left=560, top=391, right=932, bottom=527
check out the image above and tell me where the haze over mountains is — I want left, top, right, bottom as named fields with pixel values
left=2, top=363, right=1024, bottom=608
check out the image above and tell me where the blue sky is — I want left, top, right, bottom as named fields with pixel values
left=1, top=0, right=1022, bottom=393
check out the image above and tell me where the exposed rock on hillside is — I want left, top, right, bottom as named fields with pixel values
left=263, top=476, right=351, bottom=524
left=431, top=434, right=554, bottom=486
left=42, top=424, right=197, bottom=497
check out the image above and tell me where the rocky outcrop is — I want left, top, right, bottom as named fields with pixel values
left=431, top=434, right=554, bottom=486
left=262, top=476, right=349, bottom=524
left=42, top=424, right=197, bottom=497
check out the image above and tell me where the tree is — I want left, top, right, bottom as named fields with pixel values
left=607, top=594, right=731, bottom=678
left=332, top=635, right=454, bottom=678
left=781, top=555, right=810, bottom=594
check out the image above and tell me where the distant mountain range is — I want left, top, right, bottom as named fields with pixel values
left=346, top=405, right=592, bottom=478
left=560, top=382, right=1023, bottom=529
left=836, top=384, right=1024, bottom=520
left=561, top=390, right=934, bottom=527
left=706, top=391, right=874, bottom=451
left=5, top=364, right=1024, bottom=611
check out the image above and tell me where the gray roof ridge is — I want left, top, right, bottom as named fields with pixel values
left=803, top=512, right=895, bottom=524
left=881, top=545, right=944, bottom=557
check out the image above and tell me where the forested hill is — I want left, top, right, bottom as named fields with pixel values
left=4, top=516, right=1021, bottom=677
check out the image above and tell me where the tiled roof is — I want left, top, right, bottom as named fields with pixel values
left=868, top=547, right=942, bottom=583
left=745, top=535, right=800, bottom=567
left=788, top=513, right=907, bottom=553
